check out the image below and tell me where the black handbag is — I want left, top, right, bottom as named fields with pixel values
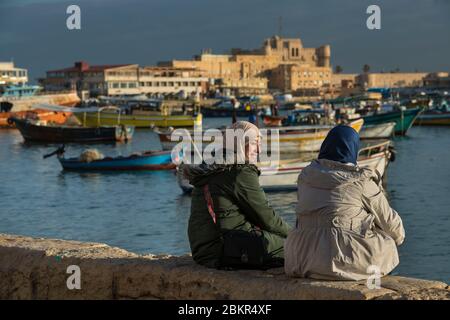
left=221, top=229, right=267, bottom=269
left=203, top=185, right=267, bottom=269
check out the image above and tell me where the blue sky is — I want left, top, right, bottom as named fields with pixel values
left=1, top=0, right=449, bottom=83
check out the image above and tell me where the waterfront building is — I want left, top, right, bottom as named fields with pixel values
left=134, top=66, right=208, bottom=97
left=41, top=61, right=209, bottom=98
left=356, top=72, right=427, bottom=89
left=159, top=35, right=332, bottom=96
left=330, top=72, right=449, bottom=97
left=0, top=62, right=28, bottom=86
left=423, top=72, right=450, bottom=89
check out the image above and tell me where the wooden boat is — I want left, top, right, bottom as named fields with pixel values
left=44, top=146, right=175, bottom=171
left=0, top=90, right=80, bottom=112
left=270, top=119, right=363, bottom=153
left=157, top=118, right=364, bottom=154
left=200, top=99, right=253, bottom=117
left=360, top=107, right=422, bottom=135
left=74, top=106, right=202, bottom=128
left=359, top=122, right=396, bottom=139
left=201, top=106, right=252, bottom=117
left=415, top=110, right=450, bottom=126
left=10, top=117, right=134, bottom=143
left=0, top=109, right=71, bottom=128
left=177, top=140, right=392, bottom=193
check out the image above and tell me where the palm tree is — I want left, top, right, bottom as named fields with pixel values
left=363, top=64, right=371, bottom=73
left=335, top=65, right=343, bottom=74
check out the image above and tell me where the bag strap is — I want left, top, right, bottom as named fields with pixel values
left=203, top=184, right=217, bottom=224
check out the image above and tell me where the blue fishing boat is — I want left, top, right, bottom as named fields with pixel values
left=44, top=146, right=176, bottom=171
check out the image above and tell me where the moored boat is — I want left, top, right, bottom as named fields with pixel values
left=359, top=122, right=396, bottom=139
left=157, top=118, right=364, bottom=154
left=44, top=146, right=175, bottom=171
left=0, top=85, right=80, bottom=112
left=415, top=110, right=450, bottom=126
left=10, top=117, right=134, bottom=143
left=360, top=107, right=422, bottom=135
left=0, top=109, right=72, bottom=128
left=74, top=106, right=202, bottom=128
left=177, top=139, right=393, bottom=193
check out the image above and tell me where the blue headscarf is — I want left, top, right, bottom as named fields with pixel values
left=318, top=125, right=360, bottom=165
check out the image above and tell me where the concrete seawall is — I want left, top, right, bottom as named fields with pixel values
left=0, top=233, right=448, bottom=300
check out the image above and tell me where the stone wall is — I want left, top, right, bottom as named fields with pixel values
left=0, top=234, right=448, bottom=300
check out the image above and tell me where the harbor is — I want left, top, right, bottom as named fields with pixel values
left=0, top=116, right=449, bottom=283
left=1, top=0, right=450, bottom=300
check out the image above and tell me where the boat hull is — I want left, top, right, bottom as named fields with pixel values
left=59, top=151, right=175, bottom=171
left=177, top=150, right=389, bottom=193
left=201, top=107, right=251, bottom=117
left=75, top=112, right=202, bottom=128
left=11, top=118, right=134, bottom=143
left=359, top=122, right=395, bottom=139
left=0, top=109, right=72, bottom=128
left=415, top=112, right=450, bottom=126
left=159, top=119, right=364, bottom=153
left=362, top=108, right=421, bottom=135
left=259, top=152, right=388, bottom=191
left=1, top=92, right=80, bottom=112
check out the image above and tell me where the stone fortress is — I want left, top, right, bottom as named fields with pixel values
left=38, top=35, right=449, bottom=99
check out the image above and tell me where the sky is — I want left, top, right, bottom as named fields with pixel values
left=1, top=0, right=449, bottom=83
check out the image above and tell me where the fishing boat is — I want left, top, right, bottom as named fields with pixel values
left=272, top=119, right=363, bottom=153
left=415, top=101, right=450, bottom=125
left=10, top=117, right=134, bottom=143
left=74, top=105, right=202, bottom=128
left=360, top=107, right=422, bottom=135
left=416, top=111, right=450, bottom=125
left=44, top=146, right=175, bottom=171
left=201, top=106, right=252, bottom=117
left=176, top=140, right=392, bottom=193
left=0, top=84, right=80, bottom=112
left=156, top=118, right=364, bottom=154
left=359, top=122, right=396, bottom=139
left=200, top=99, right=253, bottom=117
left=0, top=109, right=72, bottom=128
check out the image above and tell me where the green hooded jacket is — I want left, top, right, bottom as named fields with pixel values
left=185, top=162, right=292, bottom=268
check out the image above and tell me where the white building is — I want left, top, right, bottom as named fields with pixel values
left=0, top=62, right=28, bottom=86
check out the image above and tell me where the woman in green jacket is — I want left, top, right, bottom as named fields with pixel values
left=184, top=121, right=291, bottom=269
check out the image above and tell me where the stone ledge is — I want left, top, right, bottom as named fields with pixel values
left=0, top=233, right=448, bottom=300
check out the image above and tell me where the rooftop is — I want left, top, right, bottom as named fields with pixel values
left=47, top=61, right=134, bottom=73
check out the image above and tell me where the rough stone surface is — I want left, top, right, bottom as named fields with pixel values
left=0, top=233, right=448, bottom=300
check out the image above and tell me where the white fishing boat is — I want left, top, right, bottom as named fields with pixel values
left=158, top=119, right=364, bottom=153
left=359, top=122, right=395, bottom=139
left=177, top=139, right=392, bottom=193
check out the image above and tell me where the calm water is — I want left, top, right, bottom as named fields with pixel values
left=0, top=120, right=449, bottom=283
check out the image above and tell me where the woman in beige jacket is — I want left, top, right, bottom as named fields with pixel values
left=285, top=125, right=405, bottom=280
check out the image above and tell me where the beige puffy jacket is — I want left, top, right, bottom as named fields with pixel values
left=285, top=159, right=405, bottom=280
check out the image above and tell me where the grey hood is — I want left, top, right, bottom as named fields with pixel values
left=300, top=159, right=373, bottom=190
